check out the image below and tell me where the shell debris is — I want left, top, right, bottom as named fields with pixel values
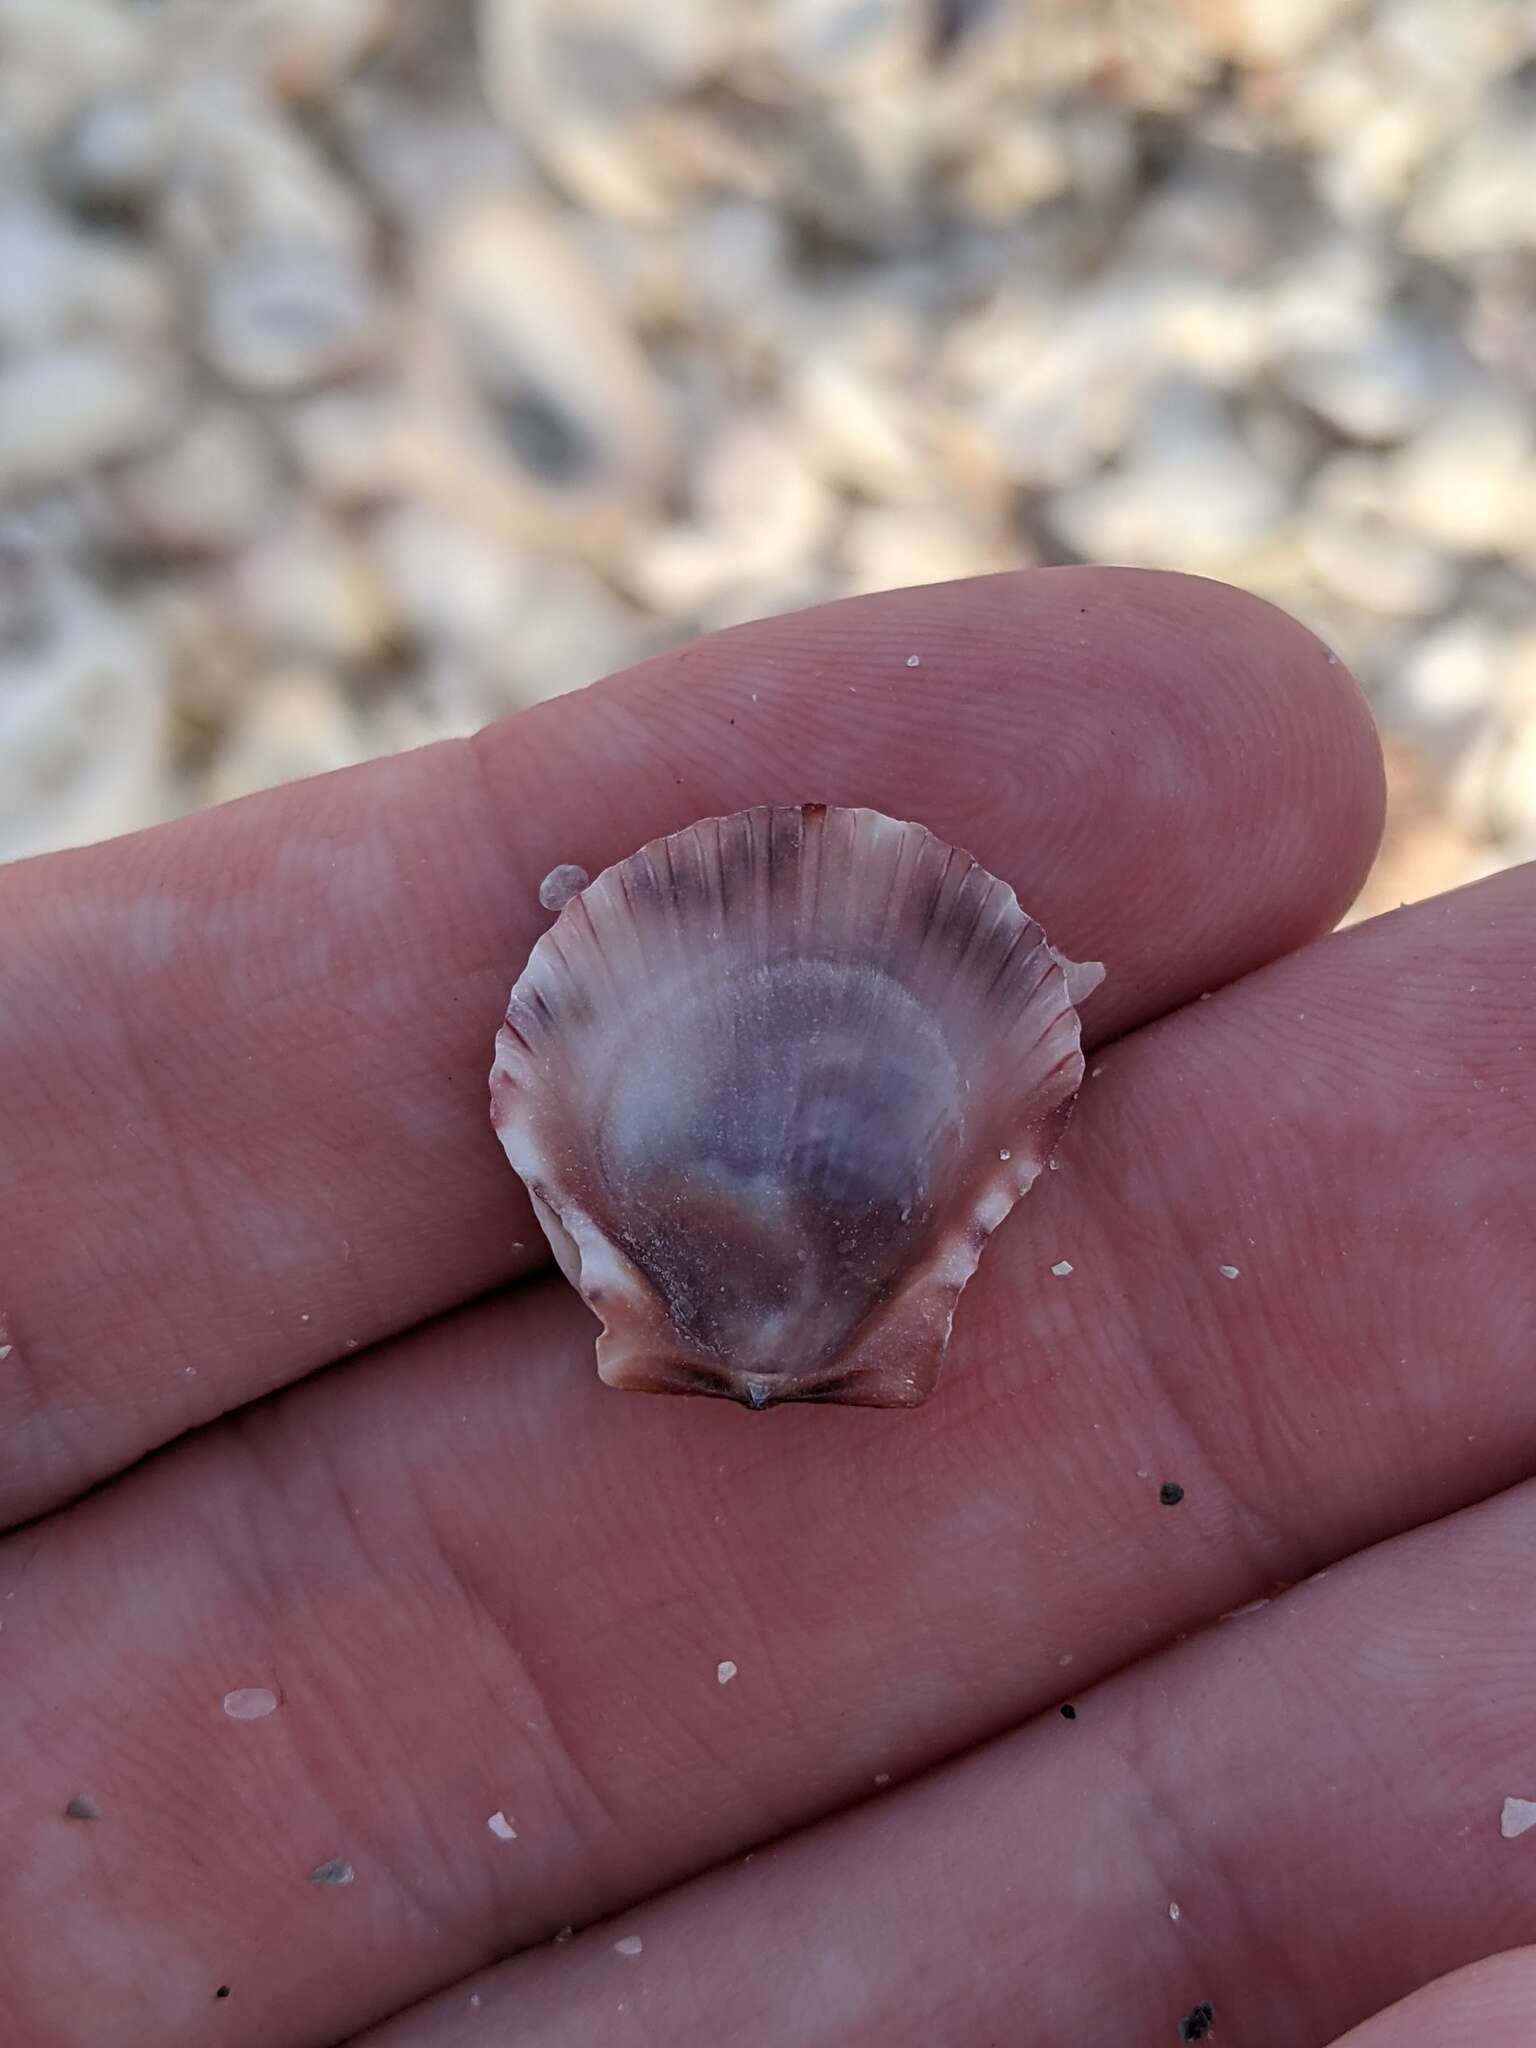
left=613, top=1935, right=644, bottom=1956
left=1501, top=1797, right=1536, bottom=1839
left=0, top=1, right=1531, bottom=911
left=222, top=1686, right=279, bottom=1720
left=716, top=1659, right=738, bottom=1685
left=487, top=1810, right=517, bottom=1840
left=538, top=863, right=590, bottom=914
left=1051, top=1260, right=1074, bottom=1278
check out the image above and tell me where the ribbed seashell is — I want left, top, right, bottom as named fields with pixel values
left=490, top=805, right=1104, bottom=1409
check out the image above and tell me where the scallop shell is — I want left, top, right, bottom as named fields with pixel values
left=490, top=805, right=1103, bottom=1409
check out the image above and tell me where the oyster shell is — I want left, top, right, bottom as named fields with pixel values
left=490, top=804, right=1103, bottom=1409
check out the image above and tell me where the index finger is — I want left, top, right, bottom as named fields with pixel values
left=0, top=567, right=1382, bottom=1525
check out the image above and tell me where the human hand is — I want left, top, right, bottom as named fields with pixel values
left=1, top=568, right=1531, bottom=2047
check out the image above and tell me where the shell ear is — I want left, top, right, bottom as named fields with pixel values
left=490, top=804, right=1105, bottom=1409
left=1051, top=949, right=1106, bottom=1008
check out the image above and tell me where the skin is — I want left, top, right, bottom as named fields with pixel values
left=0, top=565, right=1531, bottom=2047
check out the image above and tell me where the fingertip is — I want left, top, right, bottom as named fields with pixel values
left=1327, top=1948, right=1536, bottom=2046
left=1151, top=569, right=1387, bottom=925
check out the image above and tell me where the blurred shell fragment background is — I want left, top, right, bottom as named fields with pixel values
left=1, top=0, right=1533, bottom=916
